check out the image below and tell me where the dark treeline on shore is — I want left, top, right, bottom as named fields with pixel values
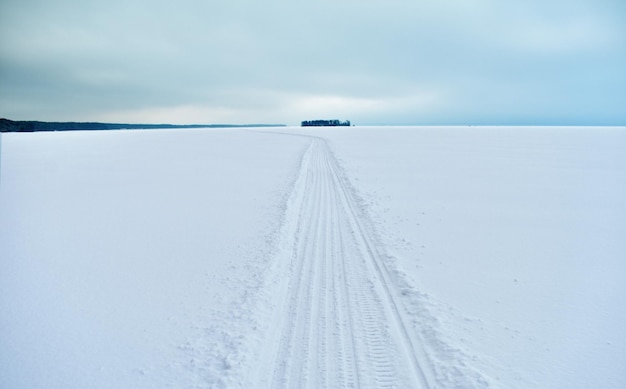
left=0, top=118, right=286, bottom=133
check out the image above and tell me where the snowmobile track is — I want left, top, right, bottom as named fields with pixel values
left=261, top=137, right=433, bottom=388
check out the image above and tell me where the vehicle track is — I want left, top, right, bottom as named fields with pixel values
left=261, top=137, right=432, bottom=388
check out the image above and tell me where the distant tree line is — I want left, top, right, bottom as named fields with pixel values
left=301, top=119, right=351, bottom=127
left=0, top=118, right=286, bottom=133
left=0, top=119, right=35, bottom=132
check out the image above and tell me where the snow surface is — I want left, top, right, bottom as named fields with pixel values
left=1, top=126, right=625, bottom=388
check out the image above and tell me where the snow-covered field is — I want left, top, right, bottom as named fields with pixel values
left=1, top=126, right=625, bottom=388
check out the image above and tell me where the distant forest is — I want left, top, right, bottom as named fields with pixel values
left=0, top=118, right=285, bottom=133
left=301, top=119, right=351, bottom=127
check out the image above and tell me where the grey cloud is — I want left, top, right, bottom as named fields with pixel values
left=1, top=0, right=624, bottom=124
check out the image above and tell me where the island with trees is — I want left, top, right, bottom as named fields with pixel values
left=301, top=119, right=351, bottom=127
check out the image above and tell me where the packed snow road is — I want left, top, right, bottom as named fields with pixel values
left=255, top=137, right=433, bottom=388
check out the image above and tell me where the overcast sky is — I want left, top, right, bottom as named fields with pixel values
left=1, top=0, right=625, bottom=125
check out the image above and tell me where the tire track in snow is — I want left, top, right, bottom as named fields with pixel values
left=260, top=137, right=433, bottom=388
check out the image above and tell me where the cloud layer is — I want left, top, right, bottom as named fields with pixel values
left=1, top=0, right=624, bottom=124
